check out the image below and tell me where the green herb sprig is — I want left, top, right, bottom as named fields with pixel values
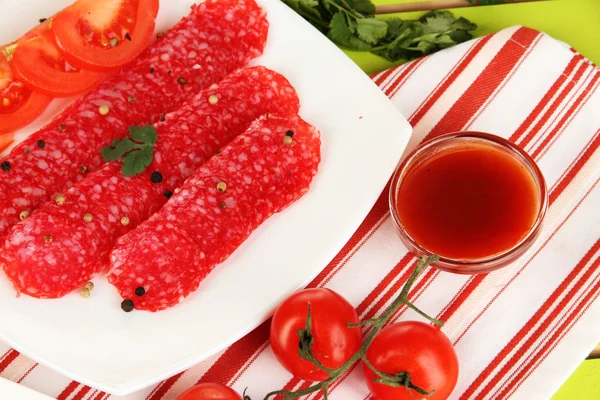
left=282, top=0, right=477, bottom=62
left=101, top=126, right=157, bottom=177
left=261, top=255, right=442, bottom=400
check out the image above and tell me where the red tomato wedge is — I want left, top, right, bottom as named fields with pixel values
left=8, top=22, right=107, bottom=97
left=51, top=0, right=159, bottom=72
left=0, top=46, right=52, bottom=135
left=0, top=133, right=15, bottom=154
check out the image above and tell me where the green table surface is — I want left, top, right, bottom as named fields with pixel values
left=340, top=0, right=600, bottom=398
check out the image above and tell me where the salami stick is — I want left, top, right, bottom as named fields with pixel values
left=1, top=67, right=299, bottom=298
left=108, top=114, right=321, bottom=311
left=0, top=0, right=268, bottom=238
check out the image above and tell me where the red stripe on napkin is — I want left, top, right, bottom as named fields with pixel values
left=552, top=129, right=600, bottom=203
left=384, top=57, right=426, bottom=98
left=198, top=322, right=269, bottom=386
left=464, top=238, right=600, bottom=399
left=0, top=350, right=19, bottom=374
left=16, top=363, right=37, bottom=384
left=510, top=54, right=584, bottom=144
left=437, top=275, right=486, bottom=323
left=429, top=27, right=540, bottom=138
left=57, top=381, right=81, bottom=400
left=531, top=72, right=600, bottom=159
left=73, top=386, right=93, bottom=400
left=503, top=210, right=600, bottom=397
left=409, top=35, right=493, bottom=126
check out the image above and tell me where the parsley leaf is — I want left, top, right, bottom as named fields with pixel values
left=328, top=12, right=372, bottom=51
left=348, top=0, right=375, bottom=16
left=284, top=0, right=321, bottom=19
left=386, top=18, right=407, bottom=39
left=122, top=145, right=154, bottom=177
left=420, top=10, right=456, bottom=34
left=452, top=17, right=478, bottom=32
left=282, top=0, right=328, bottom=31
left=101, top=126, right=158, bottom=177
left=101, top=138, right=137, bottom=162
left=281, top=0, right=478, bottom=62
left=130, top=125, right=158, bottom=145
left=356, top=18, right=388, bottom=45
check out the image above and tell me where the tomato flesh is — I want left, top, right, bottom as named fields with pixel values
left=0, top=47, right=51, bottom=134
left=9, top=30, right=107, bottom=97
left=76, top=0, right=140, bottom=49
left=176, top=383, right=242, bottom=400
left=52, top=0, right=159, bottom=71
left=363, top=321, right=459, bottom=400
left=270, top=288, right=362, bottom=381
left=0, top=79, right=31, bottom=114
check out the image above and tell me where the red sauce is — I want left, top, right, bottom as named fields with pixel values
left=396, top=142, right=540, bottom=261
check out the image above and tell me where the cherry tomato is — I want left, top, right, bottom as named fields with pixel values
left=363, top=321, right=459, bottom=400
left=270, top=288, right=362, bottom=381
left=8, top=21, right=107, bottom=97
left=176, top=383, right=242, bottom=400
left=0, top=133, right=14, bottom=154
left=0, top=46, right=52, bottom=135
left=52, top=0, right=159, bottom=72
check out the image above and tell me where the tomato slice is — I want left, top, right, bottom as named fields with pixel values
left=0, top=47, right=52, bottom=135
left=8, top=24, right=107, bottom=97
left=51, top=0, right=159, bottom=72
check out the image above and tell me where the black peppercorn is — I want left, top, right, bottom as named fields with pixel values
left=150, top=171, right=163, bottom=183
left=121, top=299, right=135, bottom=312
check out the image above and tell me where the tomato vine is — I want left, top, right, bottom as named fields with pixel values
left=261, top=254, right=441, bottom=400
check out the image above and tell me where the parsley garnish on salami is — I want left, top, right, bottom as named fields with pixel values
left=101, top=126, right=158, bottom=177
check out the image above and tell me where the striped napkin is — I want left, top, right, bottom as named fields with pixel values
left=2, top=25, right=600, bottom=400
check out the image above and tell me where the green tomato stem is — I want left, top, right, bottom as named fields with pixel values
left=406, top=301, right=444, bottom=326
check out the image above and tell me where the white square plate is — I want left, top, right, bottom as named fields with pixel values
left=0, top=0, right=411, bottom=395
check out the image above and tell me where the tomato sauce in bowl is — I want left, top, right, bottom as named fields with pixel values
left=390, top=132, right=548, bottom=274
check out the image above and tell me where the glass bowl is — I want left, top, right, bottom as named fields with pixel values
left=389, top=131, right=548, bottom=274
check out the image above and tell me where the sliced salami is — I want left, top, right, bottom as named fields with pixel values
left=0, top=0, right=268, bottom=238
left=108, top=114, right=321, bottom=311
left=1, top=67, right=299, bottom=298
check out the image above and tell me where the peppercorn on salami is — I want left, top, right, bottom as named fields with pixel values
left=107, top=114, right=321, bottom=311
left=1, top=67, right=299, bottom=299
left=0, top=0, right=268, bottom=238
